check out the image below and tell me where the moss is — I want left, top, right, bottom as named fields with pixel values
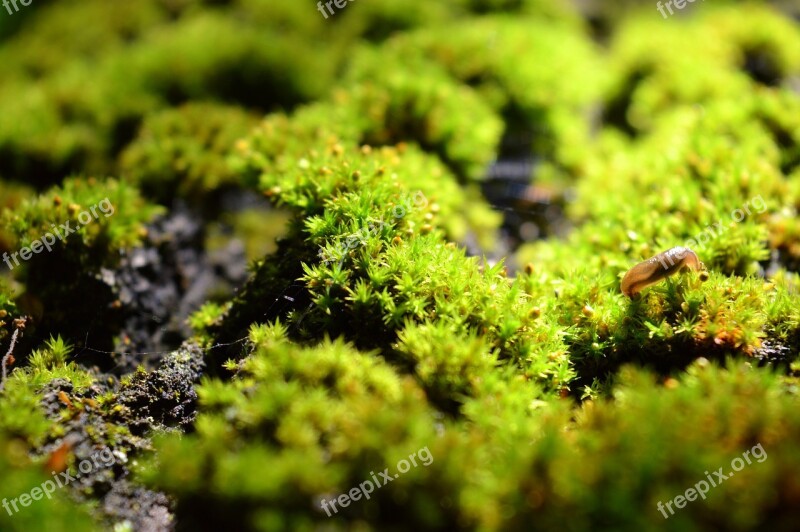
left=1, top=1, right=800, bottom=529
left=3, top=177, right=161, bottom=259
left=513, top=65, right=800, bottom=388
left=138, top=324, right=445, bottom=530
left=0, top=7, right=340, bottom=185
left=140, top=333, right=800, bottom=530
left=234, top=119, right=501, bottom=245
left=0, top=334, right=120, bottom=531
left=495, top=360, right=800, bottom=531
left=217, top=140, right=568, bottom=397
left=603, top=5, right=800, bottom=135
left=233, top=67, right=504, bottom=184
left=119, top=102, right=259, bottom=207
left=0, top=443, right=98, bottom=532
left=347, top=16, right=606, bottom=177
left=1, top=177, right=163, bottom=358
left=0, top=0, right=171, bottom=78
left=10, top=336, right=95, bottom=394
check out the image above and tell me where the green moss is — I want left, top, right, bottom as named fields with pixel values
left=235, top=122, right=500, bottom=245
left=347, top=16, right=606, bottom=177
left=3, top=177, right=161, bottom=261
left=141, top=332, right=800, bottom=530
left=1, top=177, right=162, bottom=355
left=139, top=323, right=444, bottom=530
left=0, top=333, right=105, bottom=531
left=219, top=140, right=567, bottom=397
left=498, top=360, right=800, bottom=531
left=603, top=5, right=800, bottom=135
left=234, top=66, right=504, bottom=184
left=1, top=1, right=800, bottom=529
left=119, top=102, right=259, bottom=206
left=0, top=0, right=170, bottom=78
left=517, top=84, right=800, bottom=388
left=0, top=443, right=98, bottom=532
left=0, top=7, right=341, bottom=184
left=11, top=336, right=95, bottom=393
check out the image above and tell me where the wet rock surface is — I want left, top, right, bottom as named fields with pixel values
left=104, top=204, right=247, bottom=373
left=34, top=342, right=206, bottom=531
left=116, top=343, right=206, bottom=432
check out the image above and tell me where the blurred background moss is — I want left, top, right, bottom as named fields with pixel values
left=1, top=1, right=800, bottom=531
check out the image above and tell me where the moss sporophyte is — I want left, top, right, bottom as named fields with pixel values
left=318, top=191, right=428, bottom=267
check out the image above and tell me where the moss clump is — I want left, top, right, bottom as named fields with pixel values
left=141, top=327, right=800, bottom=530
left=603, top=5, right=800, bottom=135
left=0, top=0, right=170, bottom=78
left=233, top=117, right=501, bottom=246
left=2, top=177, right=160, bottom=262
left=346, top=15, right=605, bottom=177
left=213, top=139, right=569, bottom=397
left=233, top=65, right=504, bottom=184
left=119, top=102, right=259, bottom=208
left=139, top=323, right=445, bottom=530
left=1, top=1, right=800, bottom=530
left=0, top=334, right=112, bottom=532
left=494, top=360, right=800, bottom=531
left=0, top=7, right=339, bottom=185
left=1, top=177, right=162, bottom=357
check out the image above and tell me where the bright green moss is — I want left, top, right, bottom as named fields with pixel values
left=10, top=336, right=95, bottom=394
left=0, top=443, right=98, bottom=532
left=347, top=16, right=606, bottom=176
left=115, top=13, right=334, bottom=109
left=0, top=1, right=800, bottom=530
left=2, top=177, right=162, bottom=267
left=604, top=5, right=800, bottom=135
left=139, top=323, right=445, bottom=530
left=515, top=80, right=800, bottom=390
left=0, top=78, right=104, bottom=185
left=1, top=177, right=162, bottom=354
left=235, top=121, right=500, bottom=245
left=119, top=102, right=259, bottom=206
left=0, top=334, right=101, bottom=531
left=0, top=368, right=53, bottom=444
left=141, top=322, right=565, bottom=529
left=141, top=333, right=800, bottom=530
left=0, top=7, right=341, bottom=184
left=221, top=139, right=568, bottom=396
left=0, top=0, right=170, bottom=78
left=235, top=64, right=504, bottom=183
left=495, top=360, right=800, bottom=531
